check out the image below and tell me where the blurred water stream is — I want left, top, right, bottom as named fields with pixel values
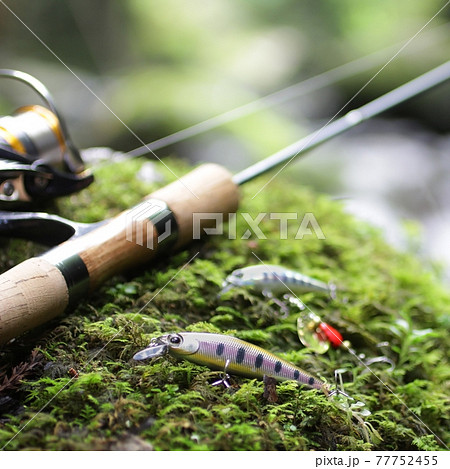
left=328, top=121, right=449, bottom=282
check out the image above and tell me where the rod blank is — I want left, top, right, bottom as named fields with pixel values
left=232, top=61, right=450, bottom=186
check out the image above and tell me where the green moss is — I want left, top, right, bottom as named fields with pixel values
left=0, top=158, right=449, bottom=451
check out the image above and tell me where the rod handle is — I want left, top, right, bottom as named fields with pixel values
left=0, top=163, right=240, bottom=345
left=0, top=258, right=69, bottom=344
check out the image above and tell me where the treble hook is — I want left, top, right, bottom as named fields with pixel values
left=329, top=369, right=371, bottom=416
left=211, top=359, right=232, bottom=388
left=328, top=369, right=355, bottom=400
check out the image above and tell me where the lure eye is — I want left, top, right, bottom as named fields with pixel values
left=169, top=334, right=182, bottom=345
left=233, top=270, right=243, bottom=278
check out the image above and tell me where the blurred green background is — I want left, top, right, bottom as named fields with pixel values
left=0, top=0, right=449, bottom=275
left=0, top=0, right=448, bottom=149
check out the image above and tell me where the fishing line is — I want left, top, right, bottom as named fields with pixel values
left=246, top=1, right=450, bottom=196
left=126, top=22, right=449, bottom=158
left=232, top=61, right=450, bottom=189
left=251, top=252, right=448, bottom=448
left=1, top=1, right=448, bottom=448
left=3, top=0, right=448, bottom=175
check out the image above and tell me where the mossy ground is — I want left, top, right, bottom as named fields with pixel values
left=0, top=157, right=449, bottom=451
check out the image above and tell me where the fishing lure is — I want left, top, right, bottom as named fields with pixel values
left=133, top=331, right=330, bottom=395
left=297, top=310, right=343, bottom=354
left=285, top=297, right=344, bottom=353
left=220, top=265, right=342, bottom=352
left=220, top=264, right=336, bottom=299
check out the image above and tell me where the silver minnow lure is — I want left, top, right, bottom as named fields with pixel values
left=220, top=264, right=336, bottom=298
left=133, top=332, right=329, bottom=395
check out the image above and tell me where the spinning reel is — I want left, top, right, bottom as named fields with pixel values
left=0, top=69, right=93, bottom=206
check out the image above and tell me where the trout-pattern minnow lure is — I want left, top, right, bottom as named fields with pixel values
left=133, top=332, right=330, bottom=395
left=220, top=264, right=336, bottom=298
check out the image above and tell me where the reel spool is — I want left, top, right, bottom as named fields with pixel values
left=0, top=104, right=69, bottom=170
left=0, top=69, right=93, bottom=205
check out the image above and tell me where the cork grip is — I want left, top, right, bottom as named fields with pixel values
left=0, top=258, right=69, bottom=344
left=0, top=163, right=240, bottom=345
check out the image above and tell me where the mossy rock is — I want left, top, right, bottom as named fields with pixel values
left=0, top=158, right=448, bottom=451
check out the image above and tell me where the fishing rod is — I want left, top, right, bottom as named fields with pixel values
left=233, top=60, right=450, bottom=186
left=0, top=61, right=449, bottom=346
